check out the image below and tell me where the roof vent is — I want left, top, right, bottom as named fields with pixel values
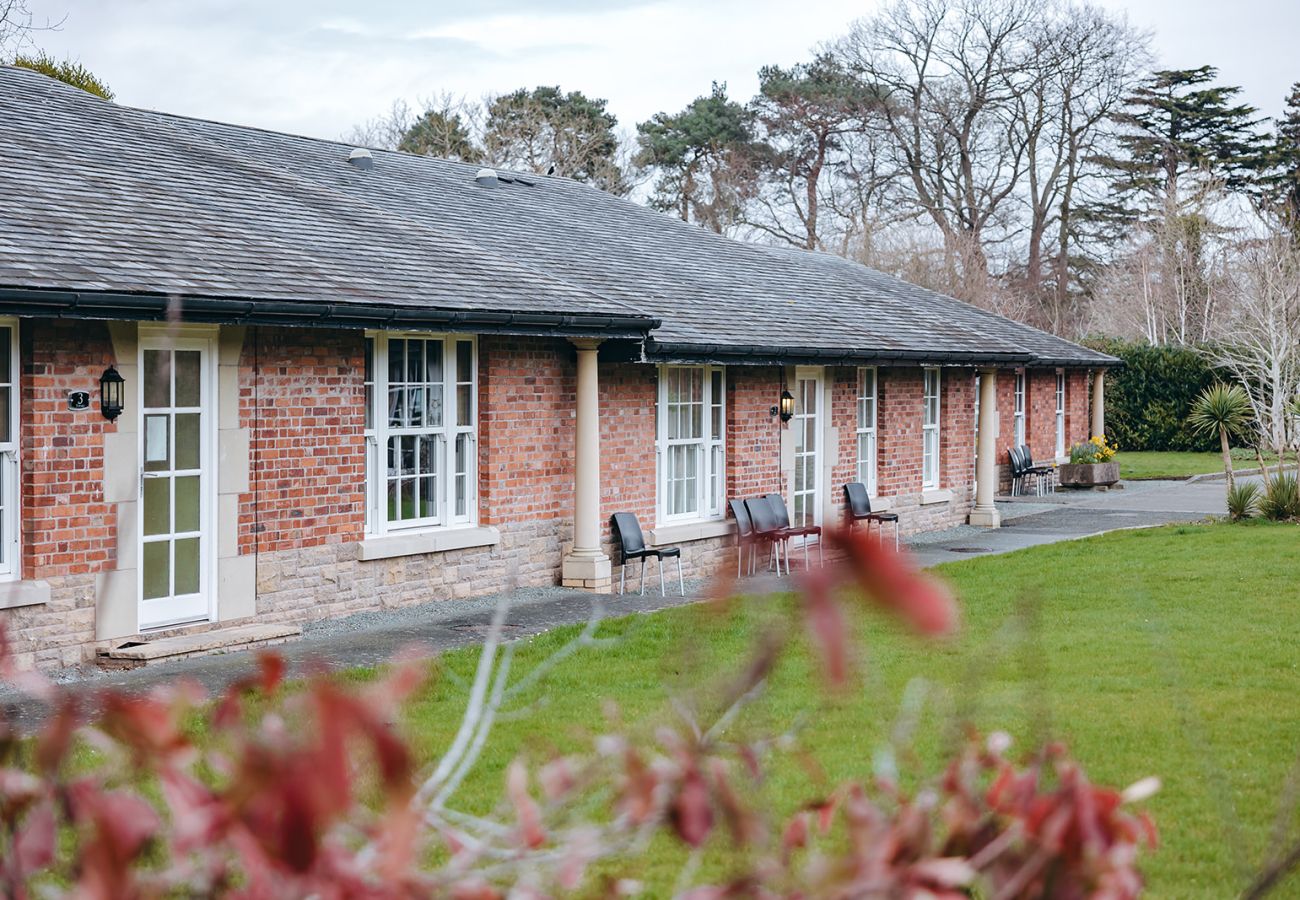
left=475, top=167, right=499, bottom=189
left=347, top=148, right=374, bottom=170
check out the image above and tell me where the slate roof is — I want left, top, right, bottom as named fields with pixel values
left=0, top=66, right=1113, bottom=367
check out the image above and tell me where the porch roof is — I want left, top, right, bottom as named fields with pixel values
left=0, top=66, right=1114, bottom=368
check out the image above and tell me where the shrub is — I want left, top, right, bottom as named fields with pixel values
left=1227, top=481, right=1262, bottom=521
left=1069, top=435, right=1118, bottom=464
left=1083, top=338, right=1219, bottom=452
left=1261, top=473, right=1300, bottom=521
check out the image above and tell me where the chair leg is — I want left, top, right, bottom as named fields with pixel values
left=677, top=555, right=684, bottom=596
left=640, top=557, right=646, bottom=596
left=894, top=519, right=899, bottom=552
left=659, top=556, right=666, bottom=597
left=803, top=536, right=810, bottom=571
left=818, top=534, right=824, bottom=568
left=619, top=563, right=625, bottom=596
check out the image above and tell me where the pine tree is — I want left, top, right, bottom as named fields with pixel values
left=1255, top=83, right=1300, bottom=240
left=398, top=107, right=480, bottom=163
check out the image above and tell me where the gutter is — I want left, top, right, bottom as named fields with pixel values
left=0, top=287, right=660, bottom=340
left=646, top=340, right=1034, bottom=367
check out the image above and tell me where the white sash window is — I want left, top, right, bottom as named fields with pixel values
left=657, top=366, right=725, bottom=523
left=364, top=333, right=477, bottom=534
left=0, top=320, right=17, bottom=580
left=1014, top=371, right=1026, bottom=447
left=856, top=367, right=877, bottom=495
left=1055, top=371, right=1066, bottom=457
left=922, top=368, right=941, bottom=489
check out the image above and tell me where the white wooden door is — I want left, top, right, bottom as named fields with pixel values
left=790, top=367, right=824, bottom=530
left=139, top=337, right=214, bottom=629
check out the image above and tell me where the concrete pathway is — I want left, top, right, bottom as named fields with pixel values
left=0, top=478, right=1230, bottom=726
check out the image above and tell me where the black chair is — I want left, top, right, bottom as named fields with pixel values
left=744, top=496, right=787, bottom=575
left=1008, top=445, right=1036, bottom=496
left=728, top=498, right=760, bottom=577
left=842, top=482, right=899, bottom=550
left=1020, top=445, right=1055, bottom=495
left=764, top=493, right=823, bottom=569
left=610, top=512, right=683, bottom=596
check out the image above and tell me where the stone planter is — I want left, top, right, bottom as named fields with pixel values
left=1058, top=461, right=1120, bottom=488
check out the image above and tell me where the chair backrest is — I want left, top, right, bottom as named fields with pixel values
left=728, top=499, right=753, bottom=538
left=610, top=512, right=645, bottom=560
left=1021, top=444, right=1034, bottom=467
left=1007, top=446, right=1024, bottom=475
left=763, top=493, right=792, bottom=529
left=745, top=496, right=779, bottom=534
left=844, top=482, right=872, bottom=517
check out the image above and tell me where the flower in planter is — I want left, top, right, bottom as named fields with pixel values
left=1070, top=435, right=1117, bottom=465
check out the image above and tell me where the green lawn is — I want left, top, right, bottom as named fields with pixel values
left=1120, top=450, right=1281, bottom=480
left=395, top=523, right=1300, bottom=897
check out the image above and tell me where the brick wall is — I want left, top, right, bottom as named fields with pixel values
left=238, top=327, right=367, bottom=555
left=727, top=367, right=784, bottom=501
left=877, top=367, right=923, bottom=497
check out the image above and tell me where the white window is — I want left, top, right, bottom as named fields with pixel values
left=364, top=333, right=477, bottom=535
left=856, top=367, right=877, bottom=494
left=1055, top=371, right=1066, bottom=457
left=922, top=368, right=941, bottom=489
left=657, top=366, right=725, bottom=522
left=0, top=320, right=17, bottom=580
left=1014, top=371, right=1026, bottom=447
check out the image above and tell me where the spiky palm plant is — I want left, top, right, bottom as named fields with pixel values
left=1189, top=383, right=1253, bottom=489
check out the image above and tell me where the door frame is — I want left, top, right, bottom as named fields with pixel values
left=136, top=326, right=219, bottom=631
left=789, top=365, right=825, bottom=530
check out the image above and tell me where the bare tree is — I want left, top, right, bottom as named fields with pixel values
left=1211, top=224, right=1300, bottom=457
left=342, top=99, right=416, bottom=150
left=0, top=0, right=63, bottom=58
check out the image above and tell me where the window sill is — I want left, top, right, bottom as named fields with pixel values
left=868, top=495, right=893, bottom=512
left=648, top=518, right=735, bottom=547
left=920, top=489, right=953, bottom=506
left=0, top=579, right=50, bottom=610
left=358, top=526, right=500, bottom=562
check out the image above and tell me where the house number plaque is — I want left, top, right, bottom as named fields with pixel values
left=67, top=390, right=91, bottom=411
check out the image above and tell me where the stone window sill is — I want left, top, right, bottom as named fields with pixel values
left=0, top=579, right=50, bottom=610
left=648, top=518, right=735, bottom=547
left=921, top=489, right=954, bottom=506
left=358, top=526, right=500, bottom=561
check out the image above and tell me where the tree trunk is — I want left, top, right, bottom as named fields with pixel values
left=1219, top=425, right=1234, bottom=489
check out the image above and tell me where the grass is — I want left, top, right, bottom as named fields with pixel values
left=390, top=522, right=1300, bottom=897
left=1120, top=449, right=1284, bottom=480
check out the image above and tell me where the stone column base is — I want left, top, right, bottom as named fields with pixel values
left=968, top=507, right=1001, bottom=528
left=561, top=552, right=612, bottom=593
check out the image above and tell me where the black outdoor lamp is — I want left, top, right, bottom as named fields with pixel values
left=100, top=366, right=125, bottom=422
left=771, top=388, right=795, bottom=423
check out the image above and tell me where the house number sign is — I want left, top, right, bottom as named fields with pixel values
left=67, top=390, right=91, bottom=411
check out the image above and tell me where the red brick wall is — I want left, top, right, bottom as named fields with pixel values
left=727, top=366, right=784, bottom=503
left=21, top=320, right=116, bottom=577
left=942, top=369, right=977, bottom=491
left=876, top=367, right=924, bottom=496
left=598, top=359, right=656, bottom=535
left=238, top=327, right=367, bottom=554
left=829, top=367, right=860, bottom=515
left=1067, top=370, right=1089, bottom=447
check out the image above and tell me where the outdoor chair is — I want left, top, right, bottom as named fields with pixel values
left=728, top=498, right=762, bottom=577
left=1008, top=446, right=1038, bottom=497
left=842, top=482, right=900, bottom=551
left=610, top=512, right=683, bottom=597
left=744, top=496, right=788, bottom=576
left=1020, top=444, right=1056, bottom=495
left=764, top=493, right=824, bottom=569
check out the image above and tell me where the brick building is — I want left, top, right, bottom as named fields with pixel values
left=0, top=67, right=1113, bottom=668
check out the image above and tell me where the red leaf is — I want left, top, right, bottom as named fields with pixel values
left=507, top=759, right=546, bottom=849
left=670, top=765, right=715, bottom=849
left=828, top=527, right=958, bottom=636
left=14, top=799, right=55, bottom=875
left=801, top=568, right=851, bottom=686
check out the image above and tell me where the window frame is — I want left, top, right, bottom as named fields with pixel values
left=656, top=365, right=726, bottom=525
left=1013, top=370, right=1026, bottom=448
left=855, top=367, right=877, bottom=495
left=364, top=332, right=478, bottom=537
left=0, top=319, right=18, bottom=581
left=1055, top=370, right=1066, bottom=458
left=922, top=367, right=941, bottom=490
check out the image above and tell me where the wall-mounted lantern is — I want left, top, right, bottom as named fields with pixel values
left=100, top=366, right=125, bottom=422
left=771, top=387, right=795, bottom=423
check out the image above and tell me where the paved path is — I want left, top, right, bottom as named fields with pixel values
left=0, top=478, right=1229, bottom=726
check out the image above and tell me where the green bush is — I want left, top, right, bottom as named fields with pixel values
left=1083, top=338, right=1219, bottom=452
left=1227, top=481, right=1261, bottom=521
left=1261, top=473, right=1300, bottom=521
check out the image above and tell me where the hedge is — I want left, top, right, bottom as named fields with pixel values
left=1083, top=338, right=1219, bottom=452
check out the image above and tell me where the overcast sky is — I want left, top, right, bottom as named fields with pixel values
left=20, top=0, right=1300, bottom=143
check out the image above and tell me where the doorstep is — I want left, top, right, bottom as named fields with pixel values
left=97, top=622, right=302, bottom=670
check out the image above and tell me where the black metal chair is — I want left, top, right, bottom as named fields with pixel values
left=610, top=512, right=683, bottom=596
left=764, top=493, right=823, bottom=569
left=728, top=498, right=760, bottom=577
left=842, top=482, right=899, bottom=550
left=744, top=496, right=787, bottom=576
left=1008, top=445, right=1031, bottom=496
left=1020, top=444, right=1055, bottom=495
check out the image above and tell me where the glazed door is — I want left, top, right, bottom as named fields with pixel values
left=139, top=338, right=213, bottom=629
left=790, top=367, right=824, bottom=530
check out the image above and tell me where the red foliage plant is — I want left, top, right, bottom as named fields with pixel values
left=0, top=529, right=1157, bottom=897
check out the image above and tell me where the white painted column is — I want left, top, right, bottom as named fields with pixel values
left=561, top=339, right=611, bottom=591
left=1091, top=370, right=1105, bottom=439
left=968, top=368, right=1000, bottom=528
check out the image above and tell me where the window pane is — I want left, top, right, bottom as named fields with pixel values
left=175, top=413, right=200, bottom=470
left=0, top=387, right=10, bottom=444
left=143, top=350, right=170, bottom=408
left=0, top=327, right=10, bottom=385
left=174, top=351, right=201, bottom=406
left=174, top=538, right=200, bottom=595
left=387, top=386, right=405, bottom=428
left=455, top=433, right=469, bottom=517
left=174, top=475, right=200, bottom=533
left=389, top=339, right=405, bottom=384
left=457, top=384, right=472, bottom=428
left=407, top=339, right=424, bottom=384
left=142, top=541, right=169, bottom=600
left=143, top=478, right=170, bottom=536
left=364, top=338, right=374, bottom=431
left=427, top=342, right=445, bottom=427
left=143, top=414, right=170, bottom=471
left=457, top=341, right=473, bottom=383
